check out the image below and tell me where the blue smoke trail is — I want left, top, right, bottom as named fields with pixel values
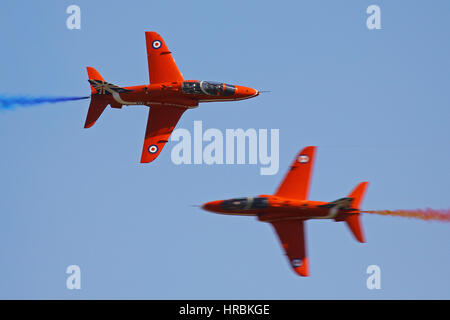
left=0, top=95, right=90, bottom=110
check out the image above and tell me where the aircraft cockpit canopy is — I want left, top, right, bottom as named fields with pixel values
left=182, top=80, right=236, bottom=96
left=221, top=197, right=269, bottom=211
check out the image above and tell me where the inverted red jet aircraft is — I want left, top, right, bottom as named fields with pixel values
left=202, top=146, right=369, bottom=277
left=84, top=31, right=259, bottom=162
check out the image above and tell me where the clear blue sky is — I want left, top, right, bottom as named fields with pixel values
left=0, top=0, right=449, bottom=299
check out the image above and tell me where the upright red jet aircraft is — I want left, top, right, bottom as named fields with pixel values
left=202, top=146, right=369, bottom=277
left=84, top=31, right=259, bottom=162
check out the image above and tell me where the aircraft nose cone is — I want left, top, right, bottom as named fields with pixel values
left=236, top=86, right=259, bottom=98
left=246, top=87, right=259, bottom=96
left=201, top=200, right=221, bottom=212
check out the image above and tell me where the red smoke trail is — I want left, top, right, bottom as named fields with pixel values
left=362, top=209, right=450, bottom=222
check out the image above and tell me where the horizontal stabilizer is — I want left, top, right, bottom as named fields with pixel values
left=84, top=96, right=108, bottom=128
left=345, top=214, right=365, bottom=243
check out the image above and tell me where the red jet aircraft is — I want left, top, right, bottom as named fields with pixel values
left=202, top=146, right=369, bottom=277
left=84, top=31, right=259, bottom=162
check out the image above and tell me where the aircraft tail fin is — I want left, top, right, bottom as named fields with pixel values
left=85, top=67, right=131, bottom=128
left=344, top=182, right=369, bottom=243
left=84, top=67, right=109, bottom=128
left=87, top=66, right=105, bottom=94
left=86, top=66, right=130, bottom=96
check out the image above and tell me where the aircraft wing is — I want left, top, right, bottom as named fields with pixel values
left=270, top=219, right=309, bottom=276
left=140, top=105, right=186, bottom=163
left=145, top=31, right=184, bottom=84
left=274, top=146, right=316, bottom=200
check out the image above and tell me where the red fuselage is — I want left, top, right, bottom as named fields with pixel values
left=202, top=195, right=357, bottom=222
left=104, top=80, right=259, bottom=109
